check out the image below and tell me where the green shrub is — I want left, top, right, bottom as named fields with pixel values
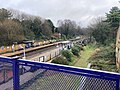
left=71, top=47, right=79, bottom=56
left=88, top=46, right=117, bottom=72
left=61, top=50, right=72, bottom=62
left=51, top=57, right=69, bottom=65
left=74, top=45, right=81, bottom=51
left=71, top=45, right=81, bottom=56
left=80, top=45, right=84, bottom=51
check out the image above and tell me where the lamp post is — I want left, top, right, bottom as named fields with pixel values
left=23, top=44, right=26, bottom=59
left=13, top=42, right=17, bottom=52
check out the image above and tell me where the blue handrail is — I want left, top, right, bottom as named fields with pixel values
left=0, top=56, right=119, bottom=90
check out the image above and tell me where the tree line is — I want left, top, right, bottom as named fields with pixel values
left=0, top=8, right=84, bottom=46
left=87, top=6, right=120, bottom=45
left=86, top=6, right=120, bottom=72
left=1, top=6, right=117, bottom=46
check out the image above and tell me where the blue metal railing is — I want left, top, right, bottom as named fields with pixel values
left=0, top=56, right=120, bottom=90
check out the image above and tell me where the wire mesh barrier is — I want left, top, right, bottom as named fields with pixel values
left=0, top=58, right=13, bottom=90
left=0, top=56, right=120, bottom=90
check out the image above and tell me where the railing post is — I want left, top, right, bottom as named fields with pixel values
left=13, top=60, right=19, bottom=90
left=116, top=79, right=120, bottom=90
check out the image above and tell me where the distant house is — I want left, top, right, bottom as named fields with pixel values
left=52, top=33, right=61, bottom=38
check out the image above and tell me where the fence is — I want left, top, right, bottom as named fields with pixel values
left=0, top=56, right=120, bottom=90
left=27, top=47, right=61, bottom=62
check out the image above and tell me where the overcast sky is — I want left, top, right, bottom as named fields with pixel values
left=0, top=0, right=119, bottom=27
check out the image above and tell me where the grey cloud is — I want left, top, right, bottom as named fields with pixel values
left=0, top=0, right=119, bottom=27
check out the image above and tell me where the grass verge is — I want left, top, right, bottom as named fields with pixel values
left=70, top=45, right=96, bottom=68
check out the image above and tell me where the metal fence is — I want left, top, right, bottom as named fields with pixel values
left=0, top=56, right=120, bottom=90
